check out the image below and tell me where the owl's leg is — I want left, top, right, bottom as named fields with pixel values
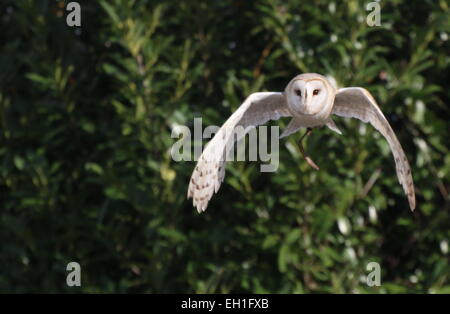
left=298, top=128, right=320, bottom=171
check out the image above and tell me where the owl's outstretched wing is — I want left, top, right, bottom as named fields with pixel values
left=187, top=92, right=291, bottom=213
left=332, top=87, right=415, bottom=210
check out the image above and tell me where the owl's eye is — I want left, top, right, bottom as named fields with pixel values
left=313, top=89, right=320, bottom=96
left=295, top=89, right=302, bottom=96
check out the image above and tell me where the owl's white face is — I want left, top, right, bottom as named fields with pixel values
left=286, top=78, right=330, bottom=116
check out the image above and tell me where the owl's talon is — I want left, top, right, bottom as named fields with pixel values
left=298, top=128, right=319, bottom=170
left=305, top=156, right=320, bottom=171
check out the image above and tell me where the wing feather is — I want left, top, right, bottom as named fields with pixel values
left=188, top=92, right=291, bottom=212
left=332, top=87, right=416, bottom=210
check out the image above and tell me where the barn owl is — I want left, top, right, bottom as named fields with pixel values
left=187, top=73, right=416, bottom=213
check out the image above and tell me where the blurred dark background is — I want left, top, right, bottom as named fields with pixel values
left=0, top=0, right=449, bottom=293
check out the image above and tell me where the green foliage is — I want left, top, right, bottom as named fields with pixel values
left=0, top=0, right=449, bottom=293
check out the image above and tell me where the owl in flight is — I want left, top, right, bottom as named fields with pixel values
left=187, top=73, right=415, bottom=213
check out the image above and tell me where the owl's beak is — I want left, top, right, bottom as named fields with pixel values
left=301, top=95, right=316, bottom=116
left=302, top=89, right=307, bottom=109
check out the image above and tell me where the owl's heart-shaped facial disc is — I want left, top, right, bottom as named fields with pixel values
left=286, top=78, right=329, bottom=116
